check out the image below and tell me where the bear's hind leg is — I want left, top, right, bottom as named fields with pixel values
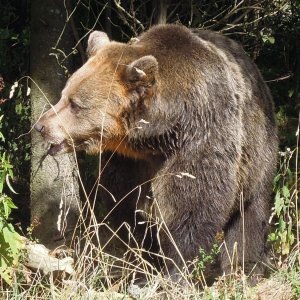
left=221, top=190, right=270, bottom=279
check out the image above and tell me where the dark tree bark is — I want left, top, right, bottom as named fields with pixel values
left=30, top=0, right=80, bottom=248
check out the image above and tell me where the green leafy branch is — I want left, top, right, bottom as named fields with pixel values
left=0, top=117, right=23, bottom=285
left=268, top=148, right=297, bottom=257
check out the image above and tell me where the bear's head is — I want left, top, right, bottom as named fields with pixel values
left=35, top=31, right=159, bottom=158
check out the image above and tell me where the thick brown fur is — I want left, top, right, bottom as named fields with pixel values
left=35, top=24, right=278, bottom=282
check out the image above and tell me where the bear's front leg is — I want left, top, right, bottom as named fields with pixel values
left=150, top=152, right=239, bottom=283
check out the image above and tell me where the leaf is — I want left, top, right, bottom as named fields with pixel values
left=274, top=191, right=284, bottom=215
left=15, top=103, right=22, bottom=115
left=273, top=173, right=281, bottom=186
left=2, top=225, right=22, bottom=257
left=288, top=89, right=294, bottom=98
left=6, top=197, right=17, bottom=209
left=282, top=241, right=290, bottom=255
left=279, top=215, right=286, bottom=233
left=0, top=180, right=3, bottom=194
left=0, top=266, right=12, bottom=285
left=261, top=33, right=275, bottom=44
left=3, top=200, right=11, bottom=219
left=286, top=168, right=293, bottom=182
left=282, top=186, right=290, bottom=199
left=268, top=232, right=276, bottom=241
left=268, top=36, right=275, bottom=44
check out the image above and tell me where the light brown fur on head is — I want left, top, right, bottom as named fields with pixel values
left=35, top=33, right=158, bottom=158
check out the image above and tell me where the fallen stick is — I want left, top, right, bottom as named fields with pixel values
left=22, top=239, right=74, bottom=275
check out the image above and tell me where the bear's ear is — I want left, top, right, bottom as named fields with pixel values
left=125, top=55, right=158, bottom=86
left=87, top=31, right=110, bottom=57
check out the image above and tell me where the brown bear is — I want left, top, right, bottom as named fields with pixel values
left=34, top=24, right=278, bottom=282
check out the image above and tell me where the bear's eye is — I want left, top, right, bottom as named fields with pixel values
left=69, top=99, right=81, bottom=113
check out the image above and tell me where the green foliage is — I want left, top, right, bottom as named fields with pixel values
left=0, top=0, right=30, bottom=287
left=193, top=236, right=222, bottom=281
left=0, top=117, right=22, bottom=285
left=260, top=29, right=275, bottom=45
left=0, top=0, right=31, bottom=179
left=197, top=243, right=221, bottom=273
left=0, top=195, right=22, bottom=285
left=268, top=147, right=297, bottom=256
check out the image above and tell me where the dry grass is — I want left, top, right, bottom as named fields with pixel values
left=2, top=167, right=299, bottom=300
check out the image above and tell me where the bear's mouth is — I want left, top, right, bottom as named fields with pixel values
left=47, top=141, right=66, bottom=156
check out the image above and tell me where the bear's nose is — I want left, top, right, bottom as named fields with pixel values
left=34, top=122, right=45, bottom=133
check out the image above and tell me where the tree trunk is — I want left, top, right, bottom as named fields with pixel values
left=30, top=0, right=80, bottom=249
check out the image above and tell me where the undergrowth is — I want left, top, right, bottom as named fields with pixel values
left=0, top=116, right=23, bottom=286
left=1, top=134, right=299, bottom=299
